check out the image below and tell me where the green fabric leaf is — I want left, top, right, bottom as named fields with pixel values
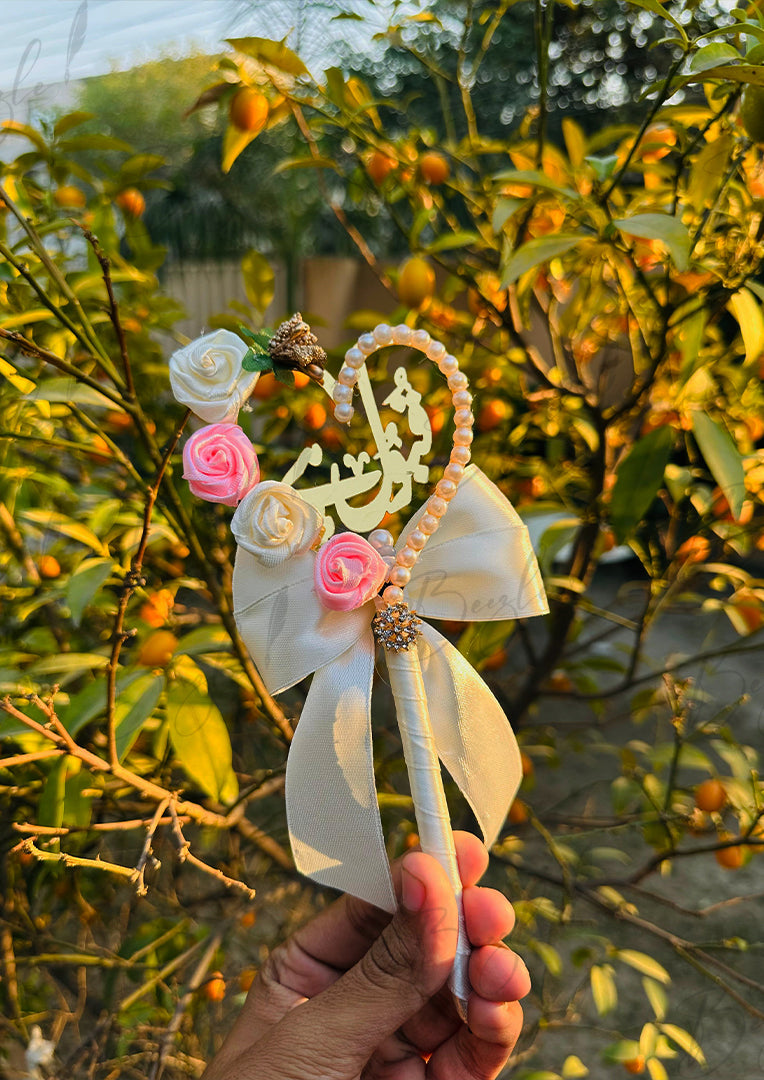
left=691, top=411, right=745, bottom=520
left=612, top=213, right=690, bottom=271
left=166, top=674, right=239, bottom=804
left=609, top=426, right=674, bottom=542
left=241, top=347, right=273, bottom=373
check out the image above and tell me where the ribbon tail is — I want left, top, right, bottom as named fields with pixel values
left=417, top=622, right=522, bottom=847
left=285, top=631, right=396, bottom=913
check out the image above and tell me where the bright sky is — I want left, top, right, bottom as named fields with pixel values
left=0, top=0, right=412, bottom=96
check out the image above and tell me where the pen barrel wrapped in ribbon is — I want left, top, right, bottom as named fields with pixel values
left=385, top=639, right=471, bottom=1018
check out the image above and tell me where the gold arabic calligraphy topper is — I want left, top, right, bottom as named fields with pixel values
left=168, top=313, right=548, bottom=1021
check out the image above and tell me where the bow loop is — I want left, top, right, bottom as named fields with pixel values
left=401, top=466, right=548, bottom=623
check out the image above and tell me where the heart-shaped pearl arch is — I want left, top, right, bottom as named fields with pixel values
left=326, top=322, right=475, bottom=610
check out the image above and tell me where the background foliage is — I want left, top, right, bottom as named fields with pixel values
left=3, top=0, right=764, bottom=1077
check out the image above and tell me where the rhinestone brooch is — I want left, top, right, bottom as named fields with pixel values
left=371, top=602, right=422, bottom=651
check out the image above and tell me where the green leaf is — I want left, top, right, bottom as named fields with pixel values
left=29, top=652, right=110, bottom=679
left=58, top=669, right=145, bottom=737
left=615, top=949, right=671, bottom=984
left=691, top=411, right=745, bottom=520
left=590, top=964, right=617, bottom=1015
left=226, top=36, right=309, bottom=76
left=63, top=767, right=94, bottom=828
left=532, top=940, right=563, bottom=976
left=174, top=624, right=231, bottom=656
left=681, top=62, right=764, bottom=87
left=39, top=757, right=67, bottom=829
left=166, top=675, right=238, bottom=804
left=492, top=197, right=524, bottom=232
left=687, top=134, right=735, bottom=209
left=66, top=557, right=114, bottom=625
left=24, top=377, right=120, bottom=410
left=586, top=154, right=619, bottom=181
left=20, top=509, right=109, bottom=555
left=609, top=426, right=674, bottom=542
left=115, top=673, right=163, bottom=761
left=689, top=42, right=740, bottom=72
left=658, top=1024, right=706, bottom=1065
left=493, top=168, right=578, bottom=199
left=501, top=234, right=583, bottom=286
left=425, top=231, right=482, bottom=253
left=240, top=250, right=275, bottom=313
left=643, top=976, right=668, bottom=1020
left=612, top=213, right=690, bottom=272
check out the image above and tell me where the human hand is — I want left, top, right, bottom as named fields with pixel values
left=203, top=831, right=529, bottom=1079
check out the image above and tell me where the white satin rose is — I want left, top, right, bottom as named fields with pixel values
left=169, top=329, right=258, bottom=423
left=232, top=481, right=323, bottom=567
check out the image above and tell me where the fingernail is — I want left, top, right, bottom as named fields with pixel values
left=401, top=859, right=427, bottom=912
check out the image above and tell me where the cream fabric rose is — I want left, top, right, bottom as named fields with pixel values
left=169, top=329, right=258, bottom=423
left=231, top=481, right=323, bottom=567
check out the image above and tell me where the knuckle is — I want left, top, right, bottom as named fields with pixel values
left=359, top=921, right=427, bottom=1001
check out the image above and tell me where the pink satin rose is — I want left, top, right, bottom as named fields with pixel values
left=314, top=532, right=388, bottom=611
left=182, top=423, right=260, bottom=506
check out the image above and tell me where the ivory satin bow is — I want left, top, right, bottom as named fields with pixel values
left=232, top=464, right=548, bottom=912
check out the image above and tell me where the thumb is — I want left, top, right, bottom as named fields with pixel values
left=273, top=851, right=458, bottom=1076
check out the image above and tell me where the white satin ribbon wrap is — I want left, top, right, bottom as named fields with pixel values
left=232, top=464, right=548, bottom=912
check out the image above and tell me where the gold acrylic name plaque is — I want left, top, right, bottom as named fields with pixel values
left=280, top=365, right=432, bottom=538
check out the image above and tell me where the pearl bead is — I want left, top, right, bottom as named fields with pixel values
left=411, top=329, right=431, bottom=350
left=436, top=479, right=457, bottom=500
left=428, top=496, right=448, bottom=517
left=373, top=323, right=393, bottom=346
left=447, top=371, right=468, bottom=391
left=454, top=426, right=474, bottom=446
left=333, top=384, right=353, bottom=404
left=454, top=408, right=474, bottom=427
left=393, top=324, right=412, bottom=345
left=407, top=528, right=427, bottom=550
left=382, top=585, right=404, bottom=603
left=389, top=564, right=411, bottom=587
left=438, top=354, right=459, bottom=376
left=334, top=403, right=354, bottom=424
left=450, top=446, right=471, bottom=466
left=427, top=340, right=446, bottom=361
left=369, top=528, right=395, bottom=550
left=398, top=546, right=418, bottom=568
left=338, top=366, right=357, bottom=386
left=444, top=463, right=464, bottom=483
left=420, top=514, right=440, bottom=535
left=452, top=389, right=472, bottom=409
left=345, top=346, right=365, bottom=368
left=358, top=333, right=376, bottom=355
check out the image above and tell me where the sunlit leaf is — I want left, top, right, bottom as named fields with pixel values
left=658, top=1024, right=706, bottom=1065
left=240, top=250, right=275, bottom=313
left=221, top=123, right=261, bottom=174
left=728, top=288, right=764, bottom=365
left=166, top=674, right=238, bottom=804
left=501, top=234, right=583, bottom=286
left=612, top=213, right=690, bottom=271
left=0, top=357, right=36, bottom=393
left=590, top=964, right=618, bottom=1015
left=20, top=509, right=109, bottom=555
left=226, top=36, right=309, bottom=77
left=616, top=950, right=671, bottom=984
left=115, top=673, right=164, bottom=760
left=643, top=976, right=668, bottom=1020
left=691, top=411, right=745, bottom=520
left=561, top=1056, right=589, bottom=1078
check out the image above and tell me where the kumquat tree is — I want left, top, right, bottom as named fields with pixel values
left=3, top=0, right=764, bottom=1076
